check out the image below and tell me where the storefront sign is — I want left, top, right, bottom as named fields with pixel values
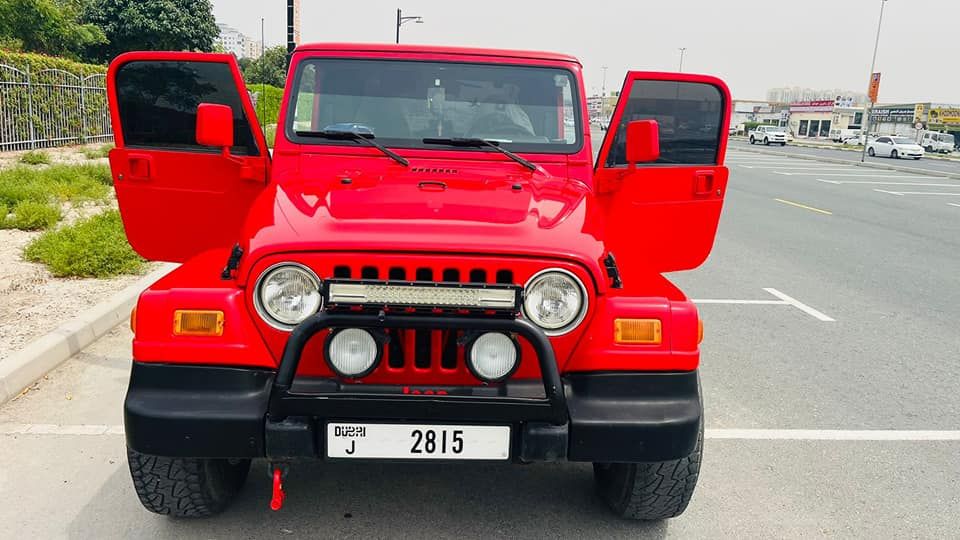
left=790, top=100, right=835, bottom=112
left=928, top=107, right=960, bottom=126
left=871, top=107, right=915, bottom=123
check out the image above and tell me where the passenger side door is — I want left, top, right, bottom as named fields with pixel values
left=594, top=72, right=731, bottom=281
left=874, top=137, right=892, bottom=156
left=107, top=52, right=270, bottom=262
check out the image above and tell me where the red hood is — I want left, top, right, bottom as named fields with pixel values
left=237, top=166, right=608, bottom=288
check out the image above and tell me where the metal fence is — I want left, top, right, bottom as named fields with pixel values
left=0, top=63, right=113, bottom=152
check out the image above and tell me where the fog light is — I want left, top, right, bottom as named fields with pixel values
left=326, top=328, right=381, bottom=378
left=467, top=332, right=519, bottom=382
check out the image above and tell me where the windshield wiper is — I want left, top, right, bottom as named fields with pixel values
left=422, top=137, right=537, bottom=172
left=296, top=130, right=409, bottom=167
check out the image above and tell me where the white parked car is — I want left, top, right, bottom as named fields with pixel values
left=867, top=136, right=924, bottom=160
left=748, top=125, right=787, bottom=146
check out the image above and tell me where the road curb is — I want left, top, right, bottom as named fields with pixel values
left=0, top=263, right=176, bottom=406
left=734, top=146, right=960, bottom=180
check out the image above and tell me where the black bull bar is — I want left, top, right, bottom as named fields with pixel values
left=269, top=312, right=569, bottom=425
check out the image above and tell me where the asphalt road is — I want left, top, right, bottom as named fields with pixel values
left=2, top=147, right=959, bottom=538
left=729, top=138, right=960, bottom=176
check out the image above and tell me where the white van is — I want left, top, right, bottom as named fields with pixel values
left=831, top=128, right=860, bottom=143
left=919, top=131, right=954, bottom=154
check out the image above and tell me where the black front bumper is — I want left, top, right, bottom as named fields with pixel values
left=125, top=313, right=702, bottom=463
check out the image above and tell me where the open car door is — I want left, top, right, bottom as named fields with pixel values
left=107, top=52, right=270, bottom=262
left=594, top=72, right=731, bottom=283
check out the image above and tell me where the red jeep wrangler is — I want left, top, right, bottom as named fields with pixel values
left=107, top=43, right=729, bottom=520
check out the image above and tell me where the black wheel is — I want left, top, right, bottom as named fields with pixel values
left=868, top=147, right=875, bottom=156
left=127, top=447, right=251, bottom=517
left=925, top=145, right=934, bottom=152
left=749, top=137, right=755, bottom=144
left=891, top=149, right=898, bottom=159
left=780, top=142, right=786, bottom=146
left=763, top=137, right=770, bottom=145
left=594, top=424, right=703, bottom=520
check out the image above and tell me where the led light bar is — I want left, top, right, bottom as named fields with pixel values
left=326, top=281, right=520, bottom=311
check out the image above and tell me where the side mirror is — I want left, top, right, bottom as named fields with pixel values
left=625, top=119, right=660, bottom=164
left=196, top=103, right=234, bottom=153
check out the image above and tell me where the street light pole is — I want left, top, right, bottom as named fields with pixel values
left=600, top=65, right=608, bottom=120
left=678, top=47, right=687, bottom=72
left=861, top=0, right=888, bottom=162
left=396, top=9, right=424, bottom=44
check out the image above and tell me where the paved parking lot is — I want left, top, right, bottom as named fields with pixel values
left=1, top=148, right=958, bottom=538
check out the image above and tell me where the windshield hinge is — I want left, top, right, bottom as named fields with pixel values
left=603, top=252, right=623, bottom=289
left=221, top=243, right=244, bottom=280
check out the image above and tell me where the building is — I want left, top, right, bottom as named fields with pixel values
left=587, top=93, right=619, bottom=121
left=785, top=100, right=865, bottom=139
left=215, top=23, right=262, bottom=59
left=730, top=100, right=789, bottom=131
left=870, top=103, right=960, bottom=139
left=767, top=87, right=867, bottom=106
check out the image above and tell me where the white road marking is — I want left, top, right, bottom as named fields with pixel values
left=5, top=423, right=959, bottom=442
left=706, top=429, right=960, bottom=441
left=740, top=166, right=855, bottom=170
left=817, top=179, right=960, bottom=186
left=694, top=289, right=835, bottom=322
left=874, top=189, right=960, bottom=196
left=949, top=203, right=960, bottom=208
left=693, top=299, right=787, bottom=305
left=763, top=288, right=836, bottom=322
left=775, top=172, right=943, bottom=178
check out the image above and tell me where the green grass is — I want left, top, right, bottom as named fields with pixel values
left=1, top=201, right=61, bottom=230
left=23, top=211, right=145, bottom=278
left=265, top=124, right=277, bottom=147
left=0, top=163, right=112, bottom=231
left=0, top=164, right=111, bottom=208
left=83, top=144, right=114, bottom=160
left=20, top=150, right=51, bottom=165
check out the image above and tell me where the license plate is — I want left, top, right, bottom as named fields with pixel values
left=326, top=423, right=511, bottom=460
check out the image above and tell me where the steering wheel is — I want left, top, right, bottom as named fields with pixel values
left=467, top=112, right=534, bottom=138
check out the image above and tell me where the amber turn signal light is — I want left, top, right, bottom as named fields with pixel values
left=129, top=307, right=137, bottom=333
left=173, top=310, right=224, bottom=337
left=614, top=318, right=661, bottom=344
left=698, top=319, right=704, bottom=344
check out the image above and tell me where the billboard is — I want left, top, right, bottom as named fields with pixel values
left=928, top=107, right=960, bottom=126
left=871, top=106, right=915, bottom=123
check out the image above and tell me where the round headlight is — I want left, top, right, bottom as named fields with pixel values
left=522, top=269, right=586, bottom=335
left=255, top=263, right=322, bottom=329
left=467, top=332, right=519, bottom=382
left=326, top=328, right=381, bottom=378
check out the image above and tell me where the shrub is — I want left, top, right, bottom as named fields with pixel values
left=248, top=84, right=283, bottom=126
left=83, top=144, right=113, bottom=159
left=0, top=164, right=111, bottom=209
left=20, top=150, right=51, bottom=165
left=23, top=210, right=145, bottom=278
left=2, top=200, right=61, bottom=230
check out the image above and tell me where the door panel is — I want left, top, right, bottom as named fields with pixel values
left=107, top=52, right=269, bottom=262
left=594, top=72, right=731, bottom=279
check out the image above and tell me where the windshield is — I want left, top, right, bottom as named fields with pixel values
left=891, top=137, right=914, bottom=144
left=286, top=59, right=581, bottom=153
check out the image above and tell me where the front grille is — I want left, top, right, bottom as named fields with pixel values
left=328, top=264, right=513, bottom=284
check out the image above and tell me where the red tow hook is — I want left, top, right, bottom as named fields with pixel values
left=270, top=467, right=286, bottom=511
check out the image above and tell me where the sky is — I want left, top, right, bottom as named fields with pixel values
left=212, top=0, right=959, bottom=104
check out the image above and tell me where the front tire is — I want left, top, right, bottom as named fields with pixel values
left=780, top=142, right=786, bottom=146
left=891, top=149, right=899, bottom=159
left=594, top=424, right=703, bottom=520
left=763, top=137, right=770, bottom=145
left=127, top=447, right=251, bottom=517
left=868, top=147, right=876, bottom=156
left=749, top=137, right=755, bottom=144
